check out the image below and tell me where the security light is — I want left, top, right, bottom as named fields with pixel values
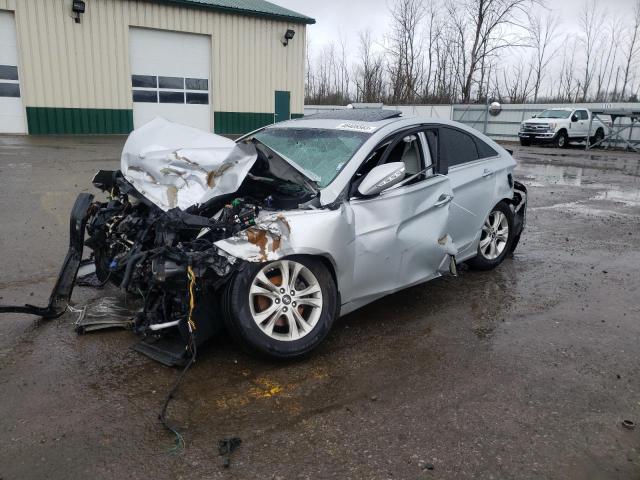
left=72, top=0, right=86, bottom=24
left=282, top=29, right=295, bottom=46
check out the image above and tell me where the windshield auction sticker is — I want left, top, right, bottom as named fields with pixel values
left=336, top=122, right=377, bottom=133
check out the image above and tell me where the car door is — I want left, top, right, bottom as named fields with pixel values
left=437, top=126, right=502, bottom=260
left=574, top=109, right=589, bottom=138
left=346, top=129, right=454, bottom=304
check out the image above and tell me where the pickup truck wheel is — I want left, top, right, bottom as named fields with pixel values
left=467, top=202, right=515, bottom=271
left=554, top=130, right=569, bottom=149
left=223, top=256, right=337, bottom=359
left=591, top=128, right=605, bottom=147
left=519, top=138, right=531, bottom=147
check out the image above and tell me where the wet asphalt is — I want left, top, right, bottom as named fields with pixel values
left=0, top=135, right=639, bottom=480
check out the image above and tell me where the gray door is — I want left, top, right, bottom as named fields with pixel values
left=438, top=127, right=502, bottom=259
left=347, top=132, right=454, bottom=304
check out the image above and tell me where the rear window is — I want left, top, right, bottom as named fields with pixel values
left=475, top=137, right=498, bottom=159
left=253, top=128, right=370, bottom=188
left=440, top=127, right=479, bottom=167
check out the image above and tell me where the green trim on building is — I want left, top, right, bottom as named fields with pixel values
left=214, top=111, right=275, bottom=135
left=25, top=108, right=304, bottom=136
left=153, top=0, right=315, bottom=24
left=26, top=107, right=133, bottom=134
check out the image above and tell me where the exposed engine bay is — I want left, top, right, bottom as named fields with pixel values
left=0, top=118, right=320, bottom=364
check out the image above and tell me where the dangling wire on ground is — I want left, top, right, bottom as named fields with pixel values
left=158, top=264, right=198, bottom=453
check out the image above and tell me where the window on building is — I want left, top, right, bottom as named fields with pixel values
left=0, top=83, right=20, bottom=97
left=185, top=78, right=208, bottom=90
left=158, top=76, right=184, bottom=89
left=131, top=75, right=208, bottom=105
left=159, top=91, right=185, bottom=103
left=132, top=90, right=158, bottom=103
left=132, top=75, right=157, bottom=88
left=186, top=92, right=208, bottom=104
left=0, top=65, right=19, bottom=81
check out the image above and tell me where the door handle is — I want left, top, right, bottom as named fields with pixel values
left=482, top=168, right=494, bottom=177
left=434, top=193, right=453, bottom=207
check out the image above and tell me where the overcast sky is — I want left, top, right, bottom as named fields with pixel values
left=273, top=0, right=639, bottom=57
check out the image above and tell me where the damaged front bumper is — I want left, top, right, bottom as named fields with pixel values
left=0, top=193, right=95, bottom=319
left=0, top=170, right=258, bottom=365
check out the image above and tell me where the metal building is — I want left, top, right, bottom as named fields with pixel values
left=0, top=0, right=313, bottom=135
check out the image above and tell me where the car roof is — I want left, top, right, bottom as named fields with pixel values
left=268, top=109, right=405, bottom=131
left=304, top=109, right=402, bottom=122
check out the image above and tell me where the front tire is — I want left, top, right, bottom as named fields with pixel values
left=554, top=130, right=569, bottom=149
left=222, top=256, right=337, bottom=359
left=467, top=202, right=515, bottom=271
left=519, top=138, right=531, bottom=147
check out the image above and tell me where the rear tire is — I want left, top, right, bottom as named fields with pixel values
left=222, top=256, right=337, bottom=359
left=590, top=128, right=604, bottom=147
left=467, top=202, right=515, bottom=271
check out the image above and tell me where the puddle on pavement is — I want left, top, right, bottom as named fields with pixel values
left=518, top=163, right=586, bottom=187
left=521, top=161, right=640, bottom=215
left=516, top=150, right=640, bottom=177
left=592, top=189, right=640, bottom=206
left=532, top=202, right=639, bottom=218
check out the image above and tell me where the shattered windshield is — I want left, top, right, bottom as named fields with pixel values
left=536, top=110, right=572, bottom=119
left=253, top=128, right=370, bottom=188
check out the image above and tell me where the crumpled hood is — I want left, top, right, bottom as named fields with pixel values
left=121, top=118, right=257, bottom=211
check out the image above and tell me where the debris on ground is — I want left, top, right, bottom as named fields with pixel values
left=622, top=420, right=636, bottom=430
left=218, top=437, right=242, bottom=468
left=71, top=296, right=138, bottom=333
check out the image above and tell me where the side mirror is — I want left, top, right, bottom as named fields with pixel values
left=532, top=114, right=537, bottom=118
left=571, top=114, right=578, bottom=122
left=358, top=162, right=406, bottom=196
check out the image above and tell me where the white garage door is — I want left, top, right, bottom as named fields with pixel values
left=129, top=28, right=211, bottom=131
left=0, top=11, right=27, bottom=134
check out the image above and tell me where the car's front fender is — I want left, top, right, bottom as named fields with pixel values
left=214, top=204, right=356, bottom=294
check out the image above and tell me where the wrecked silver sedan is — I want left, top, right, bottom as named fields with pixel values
left=1, top=110, right=526, bottom=362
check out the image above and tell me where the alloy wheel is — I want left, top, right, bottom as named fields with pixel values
left=479, top=210, right=509, bottom=260
left=249, top=260, right=323, bottom=341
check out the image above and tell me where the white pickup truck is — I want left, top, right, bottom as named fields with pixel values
left=518, top=108, right=608, bottom=148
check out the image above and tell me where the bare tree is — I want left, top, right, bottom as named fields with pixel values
left=422, top=1, right=444, bottom=100
left=304, top=0, right=639, bottom=106
left=556, top=35, right=580, bottom=102
left=304, top=36, right=315, bottom=102
left=594, top=16, right=622, bottom=101
left=528, top=10, right=559, bottom=102
left=499, top=60, right=534, bottom=102
left=449, top=0, right=537, bottom=103
left=385, top=0, right=426, bottom=103
left=621, top=0, right=640, bottom=100
left=353, top=30, right=386, bottom=102
left=579, top=0, right=605, bottom=101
